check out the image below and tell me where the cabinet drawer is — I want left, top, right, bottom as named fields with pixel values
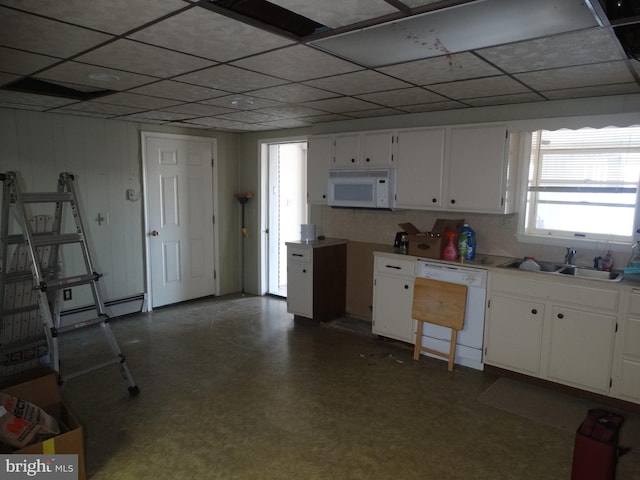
left=287, top=247, right=311, bottom=264
left=374, top=256, right=415, bottom=277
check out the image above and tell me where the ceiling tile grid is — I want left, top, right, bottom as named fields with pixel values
left=0, top=0, right=638, bottom=132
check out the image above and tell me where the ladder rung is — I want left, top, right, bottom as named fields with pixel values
left=31, top=233, right=83, bottom=246
left=63, top=358, right=121, bottom=380
left=2, top=270, right=36, bottom=283
left=58, top=315, right=108, bottom=333
left=41, top=274, right=99, bottom=290
left=19, top=192, right=74, bottom=203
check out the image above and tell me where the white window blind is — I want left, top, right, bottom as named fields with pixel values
left=526, top=126, right=640, bottom=242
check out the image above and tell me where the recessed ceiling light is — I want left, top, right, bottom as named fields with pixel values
left=88, top=72, right=120, bottom=82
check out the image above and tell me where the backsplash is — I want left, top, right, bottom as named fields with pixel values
left=320, top=206, right=632, bottom=268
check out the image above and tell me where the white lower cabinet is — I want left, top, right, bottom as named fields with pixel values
left=612, top=289, right=640, bottom=403
left=484, top=295, right=544, bottom=376
left=485, top=271, right=620, bottom=397
left=372, top=254, right=416, bottom=343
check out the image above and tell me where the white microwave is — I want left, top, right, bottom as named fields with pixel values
left=327, top=168, right=394, bottom=209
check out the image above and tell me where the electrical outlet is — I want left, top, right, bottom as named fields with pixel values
left=63, top=289, right=72, bottom=301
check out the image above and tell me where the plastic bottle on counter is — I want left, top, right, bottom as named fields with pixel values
left=629, top=241, right=640, bottom=267
left=442, top=231, right=458, bottom=261
left=519, top=257, right=541, bottom=271
left=601, top=250, right=614, bottom=272
left=458, top=223, right=476, bottom=262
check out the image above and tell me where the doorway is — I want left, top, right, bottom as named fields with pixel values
left=142, top=132, right=218, bottom=309
left=263, top=140, right=307, bottom=297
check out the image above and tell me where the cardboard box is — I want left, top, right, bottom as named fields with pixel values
left=399, top=219, right=464, bottom=259
left=2, top=372, right=86, bottom=480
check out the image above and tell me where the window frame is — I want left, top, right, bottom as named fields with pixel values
left=516, top=126, right=640, bottom=251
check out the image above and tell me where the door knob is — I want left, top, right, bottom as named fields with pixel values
left=150, top=230, right=159, bottom=236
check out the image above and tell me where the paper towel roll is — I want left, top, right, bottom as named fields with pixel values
left=300, top=224, right=316, bottom=242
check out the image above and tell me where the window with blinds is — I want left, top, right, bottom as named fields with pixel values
left=525, top=126, right=640, bottom=242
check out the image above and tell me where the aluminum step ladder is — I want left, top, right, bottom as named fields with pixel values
left=0, top=171, right=140, bottom=396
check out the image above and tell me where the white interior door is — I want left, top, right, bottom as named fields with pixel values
left=143, top=133, right=216, bottom=308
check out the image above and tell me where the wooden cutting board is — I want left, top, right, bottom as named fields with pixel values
left=412, top=277, right=467, bottom=330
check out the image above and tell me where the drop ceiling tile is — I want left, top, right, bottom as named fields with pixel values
left=376, top=52, right=501, bottom=85
left=303, top=70, right=411, bottom=95
left=165, top=121, right=212, bottom=130
left=118, top=116, right=169, bottom=125
left=357, top=87, right=448, bottom=106
left=0, top=47, right=60, bottom=76
left=398, top=0, right=453, bottom=8
left=476, top=28, right=626, bottom=74
left=0, top=0, right=188, bottom=35
left=133, top=110, right=198, bottom=121
left=49, top=108, right=115, bottom=119
left=0, top=8, right=113, bottom=58
left=61, top=102, right=143, bottom=116
left=542, top=83, right=640, bottom=100
left=75, top=40, right=217, bottom=78
left=161, top=103, right=235, bottom=117
left=200, top=95, right=281, bottom=110
left=231, top=45, right=362, bottom=82
left=129, top=81, right=228, bottom=102
left=514, top=61, right=635, bottom=91
left=249, top=84, right=337, bottom=103
left=257, top=119, right=313, bottom=130
left=398, top=101, right=468, bottom=113
left=217, top=111, right=284, bottom=123
left=302, top=97, right=381, bottom=113
left=0, top=90, right=77, bottom=108
left=254, top=105, right=327, bottom=118
left=346, top=107, right=404, bottom=118
left=0, top=72, right=19, bottom=86
left=428, top=76, right=531, bottom=99
left=129, top=7, right=294, bottom=62
left=175, top=65, right=287, bottom=93
left=0, top=102, right=49, bottom=112
left=463, top=92, right=546, bottom=107
left=186, top=117, right=255, bottom=130
left=36, top=62, right=157, bottom=91
left=300, top=113, right=352, bottom=123
left=93, top=92, right=182, bottom=110
left=268, top=0, right=400, bottom=28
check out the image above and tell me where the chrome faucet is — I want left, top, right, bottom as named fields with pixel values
left=564, top=248, right=576, bottom=265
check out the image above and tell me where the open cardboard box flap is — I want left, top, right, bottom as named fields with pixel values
left=399, top=219, right=464, bottom=258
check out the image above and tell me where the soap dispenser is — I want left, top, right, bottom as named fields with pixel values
left=442, top=231, right=458, bottom=261
left=601, top=250, right=614, bottom=272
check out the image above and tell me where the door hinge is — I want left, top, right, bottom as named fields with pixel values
left=484, top=346, right=487, bottom=356
left=214, top=270, right=217, bottom=280
left=211, top=157, right=214, bottom=167
left=610, top=378, right=613, bottom=388
left=487, top=299, right=491, bottom=308
left=212, top=215, right=215, bottom=224
left=615, top=322, right=618, bottom=333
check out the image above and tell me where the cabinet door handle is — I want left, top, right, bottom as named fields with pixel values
left=432, top=198, right=437, bottom=203
left=385, top=265, right=401, bottom=269
left=531, top=309, right=537, bottom=314
left=302, top=269, right=307, bottom=273
left=292, top=253, right=304, bottom=257
left=351, top=158, right=355, bottom=163
left=366, top=157, right=370, bottom=162
left=404, top=284, right=409, bottom=289
left=450, top=199, right=456, bottom=204
left=557, top=313, right=564, bottom=319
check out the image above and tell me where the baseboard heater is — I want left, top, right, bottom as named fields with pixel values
left=59, top=294, right=146, bottom=329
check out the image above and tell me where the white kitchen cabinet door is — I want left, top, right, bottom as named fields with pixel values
left=394, top=128, right=445, bottom=209
left=612, top=291, right=640, bottom=403
left=484, top=294, right=545, bottom=375
left=545, top=306, right=616, bottom=395
left=333, top=134, right=360, bottom=168
left=307, top=135, right=332, bottom=204
left=362, top=131, right=394, bottom=167
left=446, top=125, right=509, bottom=213
left=287, top=261, right=313, bottom=318
left=372, top=274, right=415, bottom=343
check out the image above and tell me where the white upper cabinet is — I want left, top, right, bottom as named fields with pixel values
left=394, top=128, right=445, bottom=209
left=333, top=131, right=394, bottom=168
left=446, top=125, right=512, bottom=213
left=307, top=135, right=333, bottom=205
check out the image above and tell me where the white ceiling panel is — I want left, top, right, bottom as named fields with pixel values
left=515, top=62, right=636, bottom=92
left=542, top=83, right=640, bottom=100
left=268, top=0, right=399, bottom=28
left=0, top=47, right=60, bottom=76
left=0, top=0, right=189, bottom=35
left=128, top=8, right=294, bottom=62
left=175, top=65, right=287, bottom=92
left=0, top=7, right=113, bottom=58
left=93, top=92, right=182, bottom=110
left=255, top=105, right=329, bottom=118
left=357, top=87, right=448, bottom=106
left=398, top=101, right=468, bottom=113
left=463, top=92, right=546, bottom=107
left=128, top=81, right=228, bottom=102
left=345, top=108, right=404, bottom=118
left=75, top=40, right=217, bottom=78
left=302, top=97, right=382, bottom=113
left=248, top=84, right=338, bottom=103
left=0, top=90, right=76, bottom=109
left=58, top=101, right=143, bottom=116
left=35, top=62, right=157, bottom=91
left=161, top=103, right=235, bottom=117
left=428, top=75, right=532, bottom=99
left=304, top=70, right=412, bottom=95
left=231, top=45, right=362, bottom=82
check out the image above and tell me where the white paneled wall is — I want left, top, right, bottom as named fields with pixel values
left=0, top=108, right=144, bottom=309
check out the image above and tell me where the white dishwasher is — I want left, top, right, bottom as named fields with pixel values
left=416, top=260, right=487, bottom=370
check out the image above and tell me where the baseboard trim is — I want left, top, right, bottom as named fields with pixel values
left=60, top=294, right=145, bottom=328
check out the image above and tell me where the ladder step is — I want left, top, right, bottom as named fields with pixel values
left=19, top=192, right=74, bottom=203
left=58, top=315, right=108, bottom=333
left=31, top=233, right=83, bottom=246
left=41, top=274, right=100, bottom=291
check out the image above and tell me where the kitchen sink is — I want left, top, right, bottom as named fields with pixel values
left=499, top=260, right=565, bottom=273
left=557, top=266, right=623, bottom=282
left=499, top=260, right=623, bottom=282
